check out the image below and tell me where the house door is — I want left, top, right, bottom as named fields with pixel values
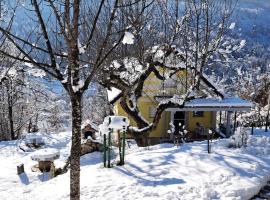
left=173, top=111, right=185, bottom=134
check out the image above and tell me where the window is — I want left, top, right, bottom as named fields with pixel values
left=193, top=111, right=204, bottom=117
left=149, top=106, right=157, bottom=118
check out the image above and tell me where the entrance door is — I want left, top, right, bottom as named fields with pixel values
left=173, top=111, right=185, bottom=134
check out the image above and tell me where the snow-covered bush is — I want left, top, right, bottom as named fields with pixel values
left=167, top=122, right=188, bottom=145
left=167, top=122, right=175, bottom=140
left=228, top=127, right=249, bottom=148
left=238, top=104, right=269, bottom=127
left=97, top=116, right=129, bottom=143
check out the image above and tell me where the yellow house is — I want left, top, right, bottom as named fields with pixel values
left=107, top=68, right=252, bottom=143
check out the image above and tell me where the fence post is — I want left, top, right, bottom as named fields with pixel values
left=207, top=130, right=210, bottom=154
left=251, top=123, right=254, bottom=135
left=266, top=114, right=269, bottom=133
left=103, top=134, right=107, bottom=168
left=122, top=127, right=126, bottom=165
left=118, top=130, right=122, bottom=165
left=17, top=164, right=24, bottom=175
left=108, top=129, right=112, bottom=168
left=219, top=111, right=222, bottom=125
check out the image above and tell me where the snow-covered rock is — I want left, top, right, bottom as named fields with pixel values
left=31, top=148, right=60, bottom=161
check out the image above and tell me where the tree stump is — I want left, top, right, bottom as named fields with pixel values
left=17, top=164, right=24, bottom=175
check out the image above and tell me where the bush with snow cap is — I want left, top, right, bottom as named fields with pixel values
left=167, top=122, right=175, bottom=135
left=228, top=127, right=249, bottom=148
left=97, top=116, right=130, bottom=142
left=103, top=116, right=129, bottom=130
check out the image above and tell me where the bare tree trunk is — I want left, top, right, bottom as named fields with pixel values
left=70, top=94, right=82, bottom=200
left=28, top=118, right=32, bottom=133
left=8, top=102, right=15, bottom=140
left=133, top=124, right=150, bottom=147
left=6, top=81, right=15, bottom=140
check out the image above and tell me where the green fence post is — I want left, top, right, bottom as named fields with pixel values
left=108, top=129, right=112, bottom=168
left=118, top=130, right=122, bottom=165
left=103, top=134, right=107, bottom=168
left=122, top=127, right=126, bottom=165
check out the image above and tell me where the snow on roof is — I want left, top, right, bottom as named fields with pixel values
left=81, top=119, right=99, bottom=131
left=107, top=87, right=121, bottom=102
left=185, top=97, right=253, bottom=108
left=158, top=96, right=253, bottom=111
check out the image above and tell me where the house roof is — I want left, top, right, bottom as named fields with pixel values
left=106, top=65, right=251, bottom=110
left=164, top=97, right=253, bottom=112
left=186, top=97, right=253, bottom=107
left=81, top=119, right=99, bottom=131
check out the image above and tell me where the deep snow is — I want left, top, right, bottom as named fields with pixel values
left=1, top=129, right=270, bottom=200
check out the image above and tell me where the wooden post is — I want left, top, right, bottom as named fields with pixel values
left=17, top=164, right=24, bottom=175
left=207, top=131, right=210, bottom=154
left=251, top=123, right=254, bottom=135
left=266, top=114, right=269, bottom=133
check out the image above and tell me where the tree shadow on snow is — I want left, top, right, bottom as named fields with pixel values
left=115, top=164, right=185, bottom=187
left=80, top=152, right=103, bottom=166
left=38, top=172, right=51, bottom=182
left=212, top=152, right=267, bottom=178
left=19, top=173, right=29, bottom=185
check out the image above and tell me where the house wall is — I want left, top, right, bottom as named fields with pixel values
left=115, top=101, right=170, bottom=138
left=187, top=111, right=216, bottom=132
left=113, top=68, right=217, bottom=139
left=115, top=100, right=216, bottom=138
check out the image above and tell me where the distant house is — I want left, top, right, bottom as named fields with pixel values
left=108, top=68, right=253, bottom=143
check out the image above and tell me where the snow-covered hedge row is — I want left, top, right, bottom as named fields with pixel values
left=237, top=104, right=269, bottom=127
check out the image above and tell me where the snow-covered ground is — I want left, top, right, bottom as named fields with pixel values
left=1, top=129, right=270, bottom=200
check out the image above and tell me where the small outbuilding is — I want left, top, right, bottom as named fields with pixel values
left=81, top=120, right=99, bottom=139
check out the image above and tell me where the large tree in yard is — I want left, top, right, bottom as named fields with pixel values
left=99, top=0, right=246, bottom=146
left=0, top=0, right=151, bottom=199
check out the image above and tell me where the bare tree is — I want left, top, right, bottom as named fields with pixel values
left=0, top=0, right=151, bottom=199
left=0, top=41, right=26, bottom=140
left=99, top=0, right=243, bottom=146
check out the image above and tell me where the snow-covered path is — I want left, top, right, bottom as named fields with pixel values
left=1, top=129, right=270, bottom=200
